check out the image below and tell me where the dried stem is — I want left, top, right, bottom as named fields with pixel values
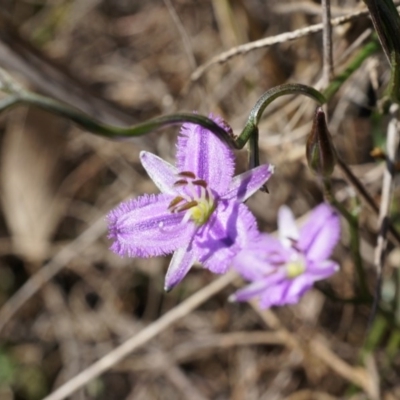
left=322, top=0, right=334, bottom=86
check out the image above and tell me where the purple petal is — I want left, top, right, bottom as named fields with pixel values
left=223, top=164, right=274, bottom=202
left=107, top=193, right=195, bottom=258
left=306, top=260, right=340, bottom=280
left=229, top=280, right=270, bottom=303
left=176, top=114, right=235, bottom=194
left=284, top=275, right=315, bottom=302
left=233, top=235, right=286, bottom=281
left=195, top=201, right=260, bottom=274
left=259, top=280, right=293, bottom=308
left=164, top=245, right=197, bottom=291
left=140, top=151, right=178, bottom=194
left=232, top=270, right=312, bottom=308
left=298, top=203, right=340, bottom=262
left=278, top=205, right=299, bottom=248
left=276, top=260, right=339, bottom=305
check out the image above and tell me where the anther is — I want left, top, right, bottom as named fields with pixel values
left=173, top=179, right=188, bottom=187
left=176, top=200, right=198, bottom=212
left=178, top=171, right=196, bottom=179
left=192, top=179, right=208, bottom=188
left=168, top=196, right=185, bottom=210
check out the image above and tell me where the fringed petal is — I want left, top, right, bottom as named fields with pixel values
left=107, top=193, right=195, bottom=258
left=176, top=114, right=235, bottom=194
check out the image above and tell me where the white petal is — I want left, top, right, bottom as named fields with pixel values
left=164, top=245, right=197, bottom=291
left=140, top=151, right=178, bottom=194
left=278, top=205, right=299, bottom=248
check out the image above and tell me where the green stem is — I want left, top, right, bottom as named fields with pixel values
left=236, top=39, right=379, bottom=166
left=23, top=93, right=234, bottom=143
left=236, top=84, right=326, bottom=149
left=2, top=91, right=236, bottom=147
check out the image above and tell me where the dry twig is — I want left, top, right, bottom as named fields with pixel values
left=321, top=0, right=334, bottom=86
left=191, top=8, right=370, bottom=81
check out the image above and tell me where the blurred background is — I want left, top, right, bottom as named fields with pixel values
left=0, top=0, right=398, bottom=399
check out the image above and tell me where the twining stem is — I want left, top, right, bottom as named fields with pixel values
left=0, top=37, right=379, bottom=151
left=12, top=91, right=236, bottom=146
left=236, top=84, right=326, bottom=149
left=238, top=38, right=380, bottom=162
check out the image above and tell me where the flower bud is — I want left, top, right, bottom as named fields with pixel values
left=306, top=107, right=336, bottom=176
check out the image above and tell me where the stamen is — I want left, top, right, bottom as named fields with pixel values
left=176, top=200, right=198, bottom=212
left=173, top=179, right=188, bottom=187
left=187, top=181, right=199, bottom=199
left=178, top=171, right=196, bottom=179
left=192, top=179, right=208, bottom=188
left=168, top=196, right=185, bottom=210
left=289, top=239, right=301, bottom=252
left=199, top=186, right=206, bottom=201
left=168, top=171, right=217, bottom=226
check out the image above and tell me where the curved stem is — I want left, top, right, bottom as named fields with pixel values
left=236, top=84, right=326, bottom=149
left=4, top=90, right=236, bottom=147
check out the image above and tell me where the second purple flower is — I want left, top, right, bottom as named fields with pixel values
left=230, top=203, right=341, bottom=308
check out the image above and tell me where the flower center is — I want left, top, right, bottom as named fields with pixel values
left=168, top=171, right=216, bottom=226
left=286, top=260, right=305, bottom=279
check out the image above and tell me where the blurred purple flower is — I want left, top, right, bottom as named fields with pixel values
left=230, top=203, right=340, bottom=308
left=107, top=115, right=274, bottom=291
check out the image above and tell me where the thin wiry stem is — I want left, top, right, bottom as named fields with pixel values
left=322, top=0, right=334, bottom=86
left=163, top=0, right=197, bottom=70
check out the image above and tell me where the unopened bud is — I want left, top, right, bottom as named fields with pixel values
left=306, top=107, right=336, bottom=177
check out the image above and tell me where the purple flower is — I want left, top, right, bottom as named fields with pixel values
left=107, top=115, right=274, bottom=291
left=230, top=203, right=340, bottom=308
